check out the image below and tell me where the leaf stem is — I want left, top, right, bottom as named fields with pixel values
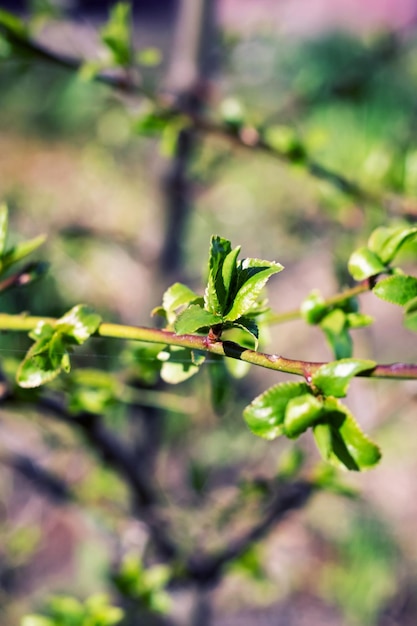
left=267, top=279, right=373, bottom=325
left=1, top=313, right=417, bottom=381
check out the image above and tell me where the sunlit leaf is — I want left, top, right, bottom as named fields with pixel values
left=1, top=234, right=46, bottom=272
left=55, top=304, right=102, bottom=344
left=320, top=309, right=352, bottom=359
left=224, top=258, right=283, bottom=321
left=373, top=275, right=417, bottom=306
left=348, top=247, right=386, bottom=280
left=158, top=346, right=205, bottom=384
left=312, top=358, right=376, bottom=397
left=284, top=393, right=323, bottom=438
left=404, top=296, right=417, bottom=332
left=100, top=1, right=132, bottom=66
left=300, top=289, right=328, bottom=324
left=174, top=305, right=221, bottom=334
left=313, top=398, right=381, bottom=471
left=243, top=381, right=311, bottom=440
left=368, top=225, right=417, bottom=264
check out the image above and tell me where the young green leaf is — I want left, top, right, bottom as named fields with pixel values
left=348, top=247, right=387, bottom=280
left=158, top=346, right=205, bottom=384
left=204, top=235, right=233, bottom=315
left=320, top=309, right=352, bottom=359
left=373, top=275, right=417, bottom=306
left=55, top=304, right=102, bottom=344
left=283, top=393, right=323, bottom=438
left=313, top=398, right=381, bottom=471
left=174, top=305, right=221, bottom=334
left=312, top=358, right=376, bottom=397
left=100, top=1, right=132, bottom=66
left=243, top=381, right=312, bottom=440
left=0, top=9, right=28, bottom=38
left=404, top=296, right=417, bottom=332
left=345, top=312, right=374, bottom=328
left=300, top=290, right=328, bottom=324
left=17, top=341, right=65, bottom=388
left=1, top=234, right=46, bottom=272
left=223, top=258, right=283, bottom=321
left=368, top=225, right=417, bottom=264
left=162, top=282, right=201, bottom=325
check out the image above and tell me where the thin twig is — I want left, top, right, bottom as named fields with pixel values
left=0, top=312, right=416, bottom=380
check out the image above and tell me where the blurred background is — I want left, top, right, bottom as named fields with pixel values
left=1, top=1, right=417, bottom=625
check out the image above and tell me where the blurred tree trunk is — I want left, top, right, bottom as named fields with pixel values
left=159, top=0, right=219, bottom=282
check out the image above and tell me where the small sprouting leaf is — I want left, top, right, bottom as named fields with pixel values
left=17, top=344, right=63, bottom=388
left=158, top=346, right=205, bottom=384
left=368, top=225, right=417, bottom=264
left=320, top=309, right=352, bottom=359
left=161, top=282, right=201, bottom=325
left=348, top=247, right=387, bottom=280
left=313, top=398, right=381, bottom=471
left=174, top=305, right=221, bottom=334
left=283, top=393, right=323, bottom=438
left=300, top=289, right=328, bottom=324
left=100, top=1, right=132, bottom=66
left=221, top=245, right=241, bottom=305
left=222, top=316, right=259, bottom=350
left=0, top=9, right=28, bottom=37
left=55, top=304, right=102, bottom=344
left=373, top=275, right=417, bottom=306
left=0, top=202, right=8, bottom=255
left=205, top=235, right=233, bottom=315
left=136, top=46, right=162, bottom=66
left=263, top=125, right=306, bottom=161
left=404, top=296, right=417, bottom=332
left=312, top=358, right=376, bottom=397
left=224, top=258, right=283, bottom=321
left=1, top=234, right=46, bottom=272
left=243, top=381, right=311, bottom=440
left=345, top=312, right=374, bottom=328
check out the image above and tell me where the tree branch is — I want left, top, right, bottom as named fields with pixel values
left=179, top=480, right=314, bottom=586
left=0, top=312, right=416, bottom=381
left=0, top=21, right=403, bottom=208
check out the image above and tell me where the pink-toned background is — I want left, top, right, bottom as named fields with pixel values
left=220, top=0, right=417, bottom=35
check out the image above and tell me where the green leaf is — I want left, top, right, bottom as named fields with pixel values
left=320, top=309, right=352, bottom=359
left=312, top=359, right=376, bottom=397
left=373, top=275, right=417, bottom=306
left=221, top=245, right=241, bottom=306
left=174, top=305, right=221, bottom=334
left=1, top=234, right=46, bottom=272
left=348, top=247, right=387, bottom=280
left=313, top=398, right=381, bottom=471
left=404, top=296, right=417, bottom=332
left=17, top=342, right=64, bottom=388
left=0, top=9, right=28, bottom=37
left=368, top=225, right=417, bottom=264
left=55, top=304, right=102, bottom=344
left=224, top=258, right=283, bottom=321
left=100, top=1, right=132, bottom=66
left=222, top=317, right=259, bottom=349
left=158, top=346, right=205, bottom=384
left=136, top=47, right=162, bottom=67
left=243, top=381, right=311, bottom=440
left=204, top=235, right=233, bottom=315
left=300, top=289, right=328, bottom=324
left=0, top=202, right=8, bottom=255
left=345, top=312, right=374, bottom=328
left=161, top=282, right=201, bottom=325
left=284, top=393, right=323, bottom=438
